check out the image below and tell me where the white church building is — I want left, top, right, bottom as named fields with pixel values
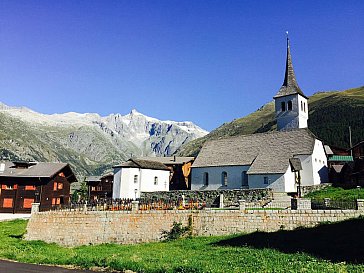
left=113, top=159, right=170, bottom=199
left=191, top=37, right=329, bottom=193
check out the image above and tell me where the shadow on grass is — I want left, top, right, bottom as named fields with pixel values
left=214, top=217, right=364, bottom=264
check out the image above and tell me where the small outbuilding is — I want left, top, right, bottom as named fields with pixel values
left=85, top=173, right=113, bottom=202
left=112, top=159, right=170, bottom=199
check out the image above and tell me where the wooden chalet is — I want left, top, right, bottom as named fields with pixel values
left=0, top=161, right=77, bottom=213
left=85, top=174, right=113, bottom=201
left=136, top=156, right=195, bottom=190
left=349, top=141, right=364, bottom=186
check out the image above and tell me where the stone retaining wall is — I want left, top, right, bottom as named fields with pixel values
left=25, top=200, right=364, bottom=247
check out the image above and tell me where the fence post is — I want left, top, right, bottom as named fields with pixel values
left=291, top=198, right=311, bottom=210
left=357, top=199, right=364, bottom=211
left=238, top=200, right=246, bottom=211
left=182, top=195, right=185, bottom=207
left=31, top=203, right=40, bottom=214
left=132, top=201, right=139, bottom=212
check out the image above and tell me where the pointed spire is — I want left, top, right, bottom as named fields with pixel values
left=274, top=33, right=307, bottom=99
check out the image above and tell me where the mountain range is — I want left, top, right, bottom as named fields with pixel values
left=177, top=86, right=364, bottom=157
left=0, top=104, right=208, bottom=177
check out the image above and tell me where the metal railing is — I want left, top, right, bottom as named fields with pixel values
left=311, top=199, right=357, bottom=210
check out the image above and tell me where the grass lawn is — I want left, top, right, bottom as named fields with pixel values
left=0, top=219, right=364, bottom=273
left=305, top=186, right=364, bottom=201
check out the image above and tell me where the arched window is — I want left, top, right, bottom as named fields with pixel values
left=242, top=171, right=248, bottom=187
left=281, top=101, right=286, bottom=112
left=154, top=176, right=158, bottom=185
left=304, top=102, right=306, bottom=112
left=203, top=172, right=209, bottom=186
left=287, top=101, right=292, bottom=111
left=301, top=101, right=303, bottom=111
left=222, top=172, right=228, bottom=186
left=134, top=175, right=138, bottom=184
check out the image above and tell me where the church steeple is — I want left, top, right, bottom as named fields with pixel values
left=274, top=33, right=309, bottom=131
left=274, top=33, right=307, bottom=99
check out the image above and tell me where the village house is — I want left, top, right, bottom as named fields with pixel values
left=112, top=158, right=170, bottom=199
left=85, top=173, right=113, bottom=202
left=0, top=161, right=77, bottom=213
left=191, top=36, right=329, bottom=193
left=136, top=156, right=195, bottom=190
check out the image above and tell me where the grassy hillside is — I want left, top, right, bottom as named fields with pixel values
left=178, top=86, right=364, bottom=156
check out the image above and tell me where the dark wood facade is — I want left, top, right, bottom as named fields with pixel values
left=0, top=162, right=77, bottom=213
left=86, top=174, right=113, bottom=202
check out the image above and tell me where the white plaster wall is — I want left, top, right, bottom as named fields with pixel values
left=283, top=166, right=296, bottom=192
left=113, top=168, right=170, bottom=199
left=275, top=94, right=308, bottom=131
left=112, top=167, right=122, bottom=199
left=248, top=173, right=286, bottom=192
left=191, top=166, right=250, bottom=190
left=139, top=169, right=170, bottom=193
left=311, top=139, right=329, bottom=184
left=295, top=154, right=314, bottom=186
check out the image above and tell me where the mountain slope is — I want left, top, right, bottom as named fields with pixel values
left=0, top=104, right=208, bottom=176
left=178, top=86, right=364, bottom=157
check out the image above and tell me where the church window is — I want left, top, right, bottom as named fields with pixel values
left=154, top=176, right=158, bottom=185
left=203, top=172, right=209, bottom=186
left=281, top=102, right=286, bottom=112
left=287, top=101, right=292, bottom=111
left=264, top=177, right=269, bottom=184
left=134, top=175, right=138, bottom=184
left=242, top=171, right=248, bottom=187
left=304, top=102, right=306, bottom=112
left=301, top=101, right=303, bottom=111
left=222, top=172, right=228, bottom=186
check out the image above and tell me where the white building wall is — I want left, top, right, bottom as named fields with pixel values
left=191, top=166, right=250, bottom=190
left=275, top=94, right=308, bottom=131
left=311, top=139, right=329, bottom=184
left=248, top=173, right=286, bottom=192
left=113, top=168, right=170, bottom=199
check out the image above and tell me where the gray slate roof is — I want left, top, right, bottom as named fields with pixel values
left=113, top=159, right=170, bottom=171
left=192, top=129, right=317, bottom=174
left=85, top=176, right=102, bottom=182
left=274, top=38, right=307, bottom=99
left=0, top=161, right=76, bottom=180
left=136, top=156, right=194, bottom=165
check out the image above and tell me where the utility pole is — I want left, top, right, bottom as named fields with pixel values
left=349, top=126, right=353, bottom=156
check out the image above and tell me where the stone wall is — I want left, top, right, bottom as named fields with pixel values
left=301, top=183, right=332, bottom=196
left=140, top=189, right=273, bottom=207
left=25, top=200, right=364, bottom=247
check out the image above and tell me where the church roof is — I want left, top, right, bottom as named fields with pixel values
left=192, top=129, right=317, bottom=174
left=274, top=36, right=308, bottom=99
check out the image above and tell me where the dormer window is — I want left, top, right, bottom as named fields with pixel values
left=287, top=101, right=292, bottom=111
left=281, top=102, right=286, bottom=112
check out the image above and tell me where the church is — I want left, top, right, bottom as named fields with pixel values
left=191, top=37, right=329, bottom=193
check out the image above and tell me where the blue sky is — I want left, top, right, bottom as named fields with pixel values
left=0, top=0, right=363, bottom=131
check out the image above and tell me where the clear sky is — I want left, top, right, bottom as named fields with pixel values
left=0, top=0, right=363, bottom=131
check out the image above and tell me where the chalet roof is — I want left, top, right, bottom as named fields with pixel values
left=274, top=37, right=307, bottom=99
left=85, top=176, right=102, bottom=182
left=113, top=159, right=170, bottom=171
left=192, top=128, right=317, bottom=174
left=136, top=156, right=194, bottom=165
left=0, top=161, right=77, bottom=181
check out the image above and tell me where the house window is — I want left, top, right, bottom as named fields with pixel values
left=281, top=102, right=286, bottom=112
left=25, top=185, right=36, bottom=191
left=23, top=198, right=34, bottom=209
left=203, top=172, right=209, bottom=186
left=58, top=172, right=65, bottom=177
left=3, top=198, right=13, bottom=208
left=264, top=177, right=269, bottom=185
left=1, top=184, right=13, bottom=190
left=134, top=175, right=138, bottom=184
left=53, top=182, right=57, bottom=191
left=96, top=186, right=102, bottom=191
left=91, top=186, right=96, bottom=191
left=52, top=198, right=61, bottom=206
left=222, top=172, right=228, bottom=186
left=57, top=183, right=63, bottom=190
left=154, top=176, right=158, bottom=185
left=287, top=101, right=292, bottom=111
left=242, top=171, right=248, bottom=187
